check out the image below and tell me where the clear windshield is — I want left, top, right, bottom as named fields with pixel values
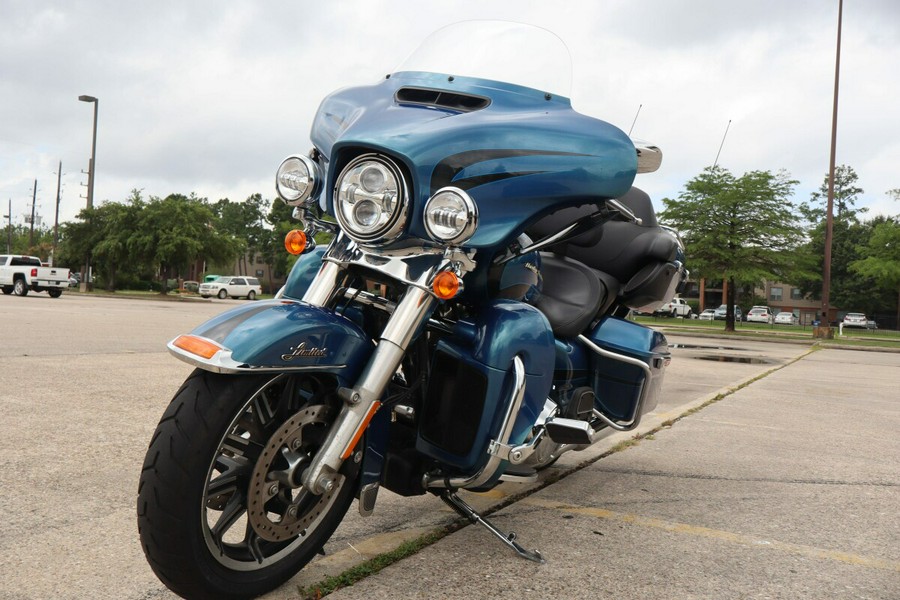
left=394, top=21, right=573, bottom=99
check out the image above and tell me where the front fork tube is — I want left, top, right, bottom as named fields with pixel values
left=301, top=285, right=437, bottom=495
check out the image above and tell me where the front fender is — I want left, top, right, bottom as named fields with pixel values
left=168, top=300, right=372, bottom=378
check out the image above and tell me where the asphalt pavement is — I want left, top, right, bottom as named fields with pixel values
left=0, top=293, right=897, bottom=599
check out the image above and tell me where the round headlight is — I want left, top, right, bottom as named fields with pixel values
left=335, top=155, right=408, bottom=244
left=423, top=187, right=478, bottom=245
left=276, top=154, right=321, bottom=206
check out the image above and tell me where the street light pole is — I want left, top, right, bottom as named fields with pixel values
left=820, top=0, right=842, bottom=338
left=79, top=95, right=98, bottom=291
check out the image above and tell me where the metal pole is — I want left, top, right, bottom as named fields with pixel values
left=79, top=95, right=98, bottom=291
left=713, top=120, right=731, bottom=168
left=53, top=161, right=62, bottom=266
left=627, top=104, right=642, bottom=136
left=821, top=0, right=842, bottom=336
left=29, top=179, right=36, bottom=248
left=4, top=199, right=10, bottom=254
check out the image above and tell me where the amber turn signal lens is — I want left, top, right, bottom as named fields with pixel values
left=432, top=271, right=460, bottom=300
left=172, top=335, right=223, bottom=359
left=284, top=229, right=307, bottom=255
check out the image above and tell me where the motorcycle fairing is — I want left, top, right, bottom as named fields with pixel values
left=416, top=300, right=554, bottom=471
left=168, top=300, right=371, bottom=377
left=280, top=244, right=326, bottom=300
left=311, top=72, right=637, bottom=248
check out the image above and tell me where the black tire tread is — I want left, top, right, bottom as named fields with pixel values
left=137, top=370, right=354, bottom=599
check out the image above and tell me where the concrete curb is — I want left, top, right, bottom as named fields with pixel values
left=287, top=347, right=821, bottom=597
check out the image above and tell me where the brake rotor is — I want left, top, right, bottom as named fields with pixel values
left=247, top=404, right=339, bottom=542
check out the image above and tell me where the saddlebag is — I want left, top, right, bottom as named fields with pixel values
left=584, top=316, right=669, bottom=422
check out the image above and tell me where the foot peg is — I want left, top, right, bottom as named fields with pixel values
left=545, top=417, right=593, bottom=445
left=440, top=492, right=545, bottom=564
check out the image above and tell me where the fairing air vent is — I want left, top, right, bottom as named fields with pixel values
left=395, top=87, right=491, bottom=113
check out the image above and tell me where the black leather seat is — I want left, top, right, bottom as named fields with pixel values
left=527, top=187, right=681, bottom=330
left=534, top=255, right=618, bottom=338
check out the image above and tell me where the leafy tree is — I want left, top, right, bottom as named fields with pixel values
left=3, top=223, right=53, bottom=259
left=851, top=218, right=900, bottom=325
left=129, top=194, right=241, bottom=293
left=659, top=166, right=805, bottom=331
left=801, top=164, right=867, bottom=224
left=91, top=190, right=146, bottom=290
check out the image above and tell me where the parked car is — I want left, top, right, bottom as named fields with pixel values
left=654, top=297, right=693, bottom=318
left=774, top=311, right=798, bottom=325
left=746, top=306, right=774, bottom=324
left=713, top=304, right=742, bottom=321
left=0, top=254, right=70, bottom=297
left=698, top=308, right=716, bottom=321
left=198, top=276, right=262, bottom=300
left=841, top=313, right=868, bottom=328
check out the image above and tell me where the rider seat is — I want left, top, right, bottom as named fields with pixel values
left=528, top=187, right=681, bottom=334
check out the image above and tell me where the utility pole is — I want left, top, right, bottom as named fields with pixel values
left=4, top=199, right=10, bottom=253
left=53, top=161, right=62, bottom=266
left=820, top=0, right=843, bottom=338
left=29, top=179, right=37, bottom=247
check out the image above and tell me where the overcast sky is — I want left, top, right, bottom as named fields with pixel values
left=2, top=0, right=898, bottom=230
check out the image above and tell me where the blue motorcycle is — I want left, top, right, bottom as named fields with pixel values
left=138, top=21, right=686, bottom=599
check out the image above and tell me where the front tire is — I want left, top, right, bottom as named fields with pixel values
left=137, top=370, right=358, bottom=599
left=218, top=289, right=227, bottom=299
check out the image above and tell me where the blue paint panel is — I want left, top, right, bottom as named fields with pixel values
left=281, top=245, right=326, bottom=300
left=190, top=300, right=372, bottom=377
left=416, top=300, right=554, bottom=471
left=310, top=72, right=637, bottom=248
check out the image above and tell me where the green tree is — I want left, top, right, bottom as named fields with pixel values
left=91, top=190, right=147, bottom=290
left=851, top=219, right=900, bottom=325
left=801, top=164, right=867, bottom=224
left=659, top=166, right=804, bottom=331
left=130, top=194, right=241, bottom=293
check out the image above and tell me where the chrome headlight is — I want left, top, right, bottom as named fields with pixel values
left=423, top=187, right=478, bottom=245
left=276, top=154, right=321, bottom=206
left=335, top=154, right=408, bottom=244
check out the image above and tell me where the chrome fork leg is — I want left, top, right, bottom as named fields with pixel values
left=302, top=286, right=437, bottom=494
left=440, top=492, right=545, bottom=564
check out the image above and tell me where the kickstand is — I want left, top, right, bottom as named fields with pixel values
left=440, top=492, right=545, bottom=564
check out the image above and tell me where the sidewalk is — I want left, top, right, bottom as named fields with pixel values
left=316, top=347, right=900, bottom=599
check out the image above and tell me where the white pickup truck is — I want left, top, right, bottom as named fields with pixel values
left=653, top=297, right=693, bottom=318
left=0, top=255, right=70, bottom=298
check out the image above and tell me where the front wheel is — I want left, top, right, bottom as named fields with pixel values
left=218, top=289, right=227, bottom=299
left=137, top=370, right=358, bottom=599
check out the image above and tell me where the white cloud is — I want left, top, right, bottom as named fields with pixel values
left=0, top=0, right=897, bottom=229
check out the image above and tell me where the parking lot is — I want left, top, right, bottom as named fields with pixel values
left=0, top=293, right=897, bottom=599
